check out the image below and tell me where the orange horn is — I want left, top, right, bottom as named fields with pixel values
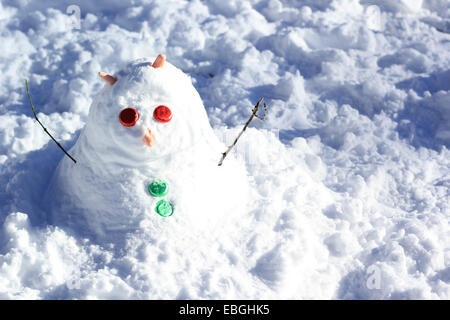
left=98, top=72, right=117, bottom=86
left=151, top=54, right=166, bottom=68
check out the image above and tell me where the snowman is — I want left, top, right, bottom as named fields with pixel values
left=44, top=54, right=250, bottom=243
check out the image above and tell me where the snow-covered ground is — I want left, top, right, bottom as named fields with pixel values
left=0, top=0, right=449, bottom=299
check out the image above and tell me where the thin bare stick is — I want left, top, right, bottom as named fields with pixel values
left=218, top=97, right=267, bottom=166
left=25, top=79, right=77, bottom=164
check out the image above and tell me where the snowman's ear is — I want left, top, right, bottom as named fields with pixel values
left=151, top=54, right=166, bottom=68
left=98, top=72, right=117, bottom=86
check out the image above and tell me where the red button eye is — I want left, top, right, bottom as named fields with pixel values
left=153, top=105, right=172, bottom=123
left=119, top=108, right=139, bottom=127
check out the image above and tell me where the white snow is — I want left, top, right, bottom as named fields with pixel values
left=0, top=0, right=449, bottom=299
left=45, top=56, right=250, bottom=242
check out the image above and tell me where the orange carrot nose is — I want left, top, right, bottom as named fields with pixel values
left=143, top=128, right=155, bottom=147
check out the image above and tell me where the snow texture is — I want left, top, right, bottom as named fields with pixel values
left=44, top=57, right=249, bottom=243
left=0, top=0, right=449, bottom=299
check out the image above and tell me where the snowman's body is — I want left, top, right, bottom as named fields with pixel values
left=45, top=56, right=249, bottom=242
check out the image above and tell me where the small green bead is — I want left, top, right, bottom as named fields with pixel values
left=155, top=200, right=173, bottom=217
left=148, top=180, right=168, bottom=197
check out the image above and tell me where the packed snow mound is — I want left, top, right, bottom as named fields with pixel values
left=44, top=56, right=250, bottom=242
left=0, top=0, right=449, bottom=299
left=81, top=57, right=218, bottom=165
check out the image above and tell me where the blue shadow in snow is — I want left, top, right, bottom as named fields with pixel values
left=396, top=69, right=450, bottom=96
left=0, top=130, right=80, bottom=229
left=395, top=69, right=450, bottom=150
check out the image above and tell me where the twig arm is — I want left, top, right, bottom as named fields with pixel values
left=218, top=97, right=267, bottom=166
left=25, top=79, right=77, bottom=164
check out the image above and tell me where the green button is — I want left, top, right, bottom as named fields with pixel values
left=148, top=180, right=168, bottom=197
left=155, top=200, right=173, bottom=217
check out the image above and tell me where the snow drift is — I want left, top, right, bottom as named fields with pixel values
left=0, top=0, right=449, bottom=299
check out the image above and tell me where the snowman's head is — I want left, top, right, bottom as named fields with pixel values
left=83, top=55, right=216, bottom=167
